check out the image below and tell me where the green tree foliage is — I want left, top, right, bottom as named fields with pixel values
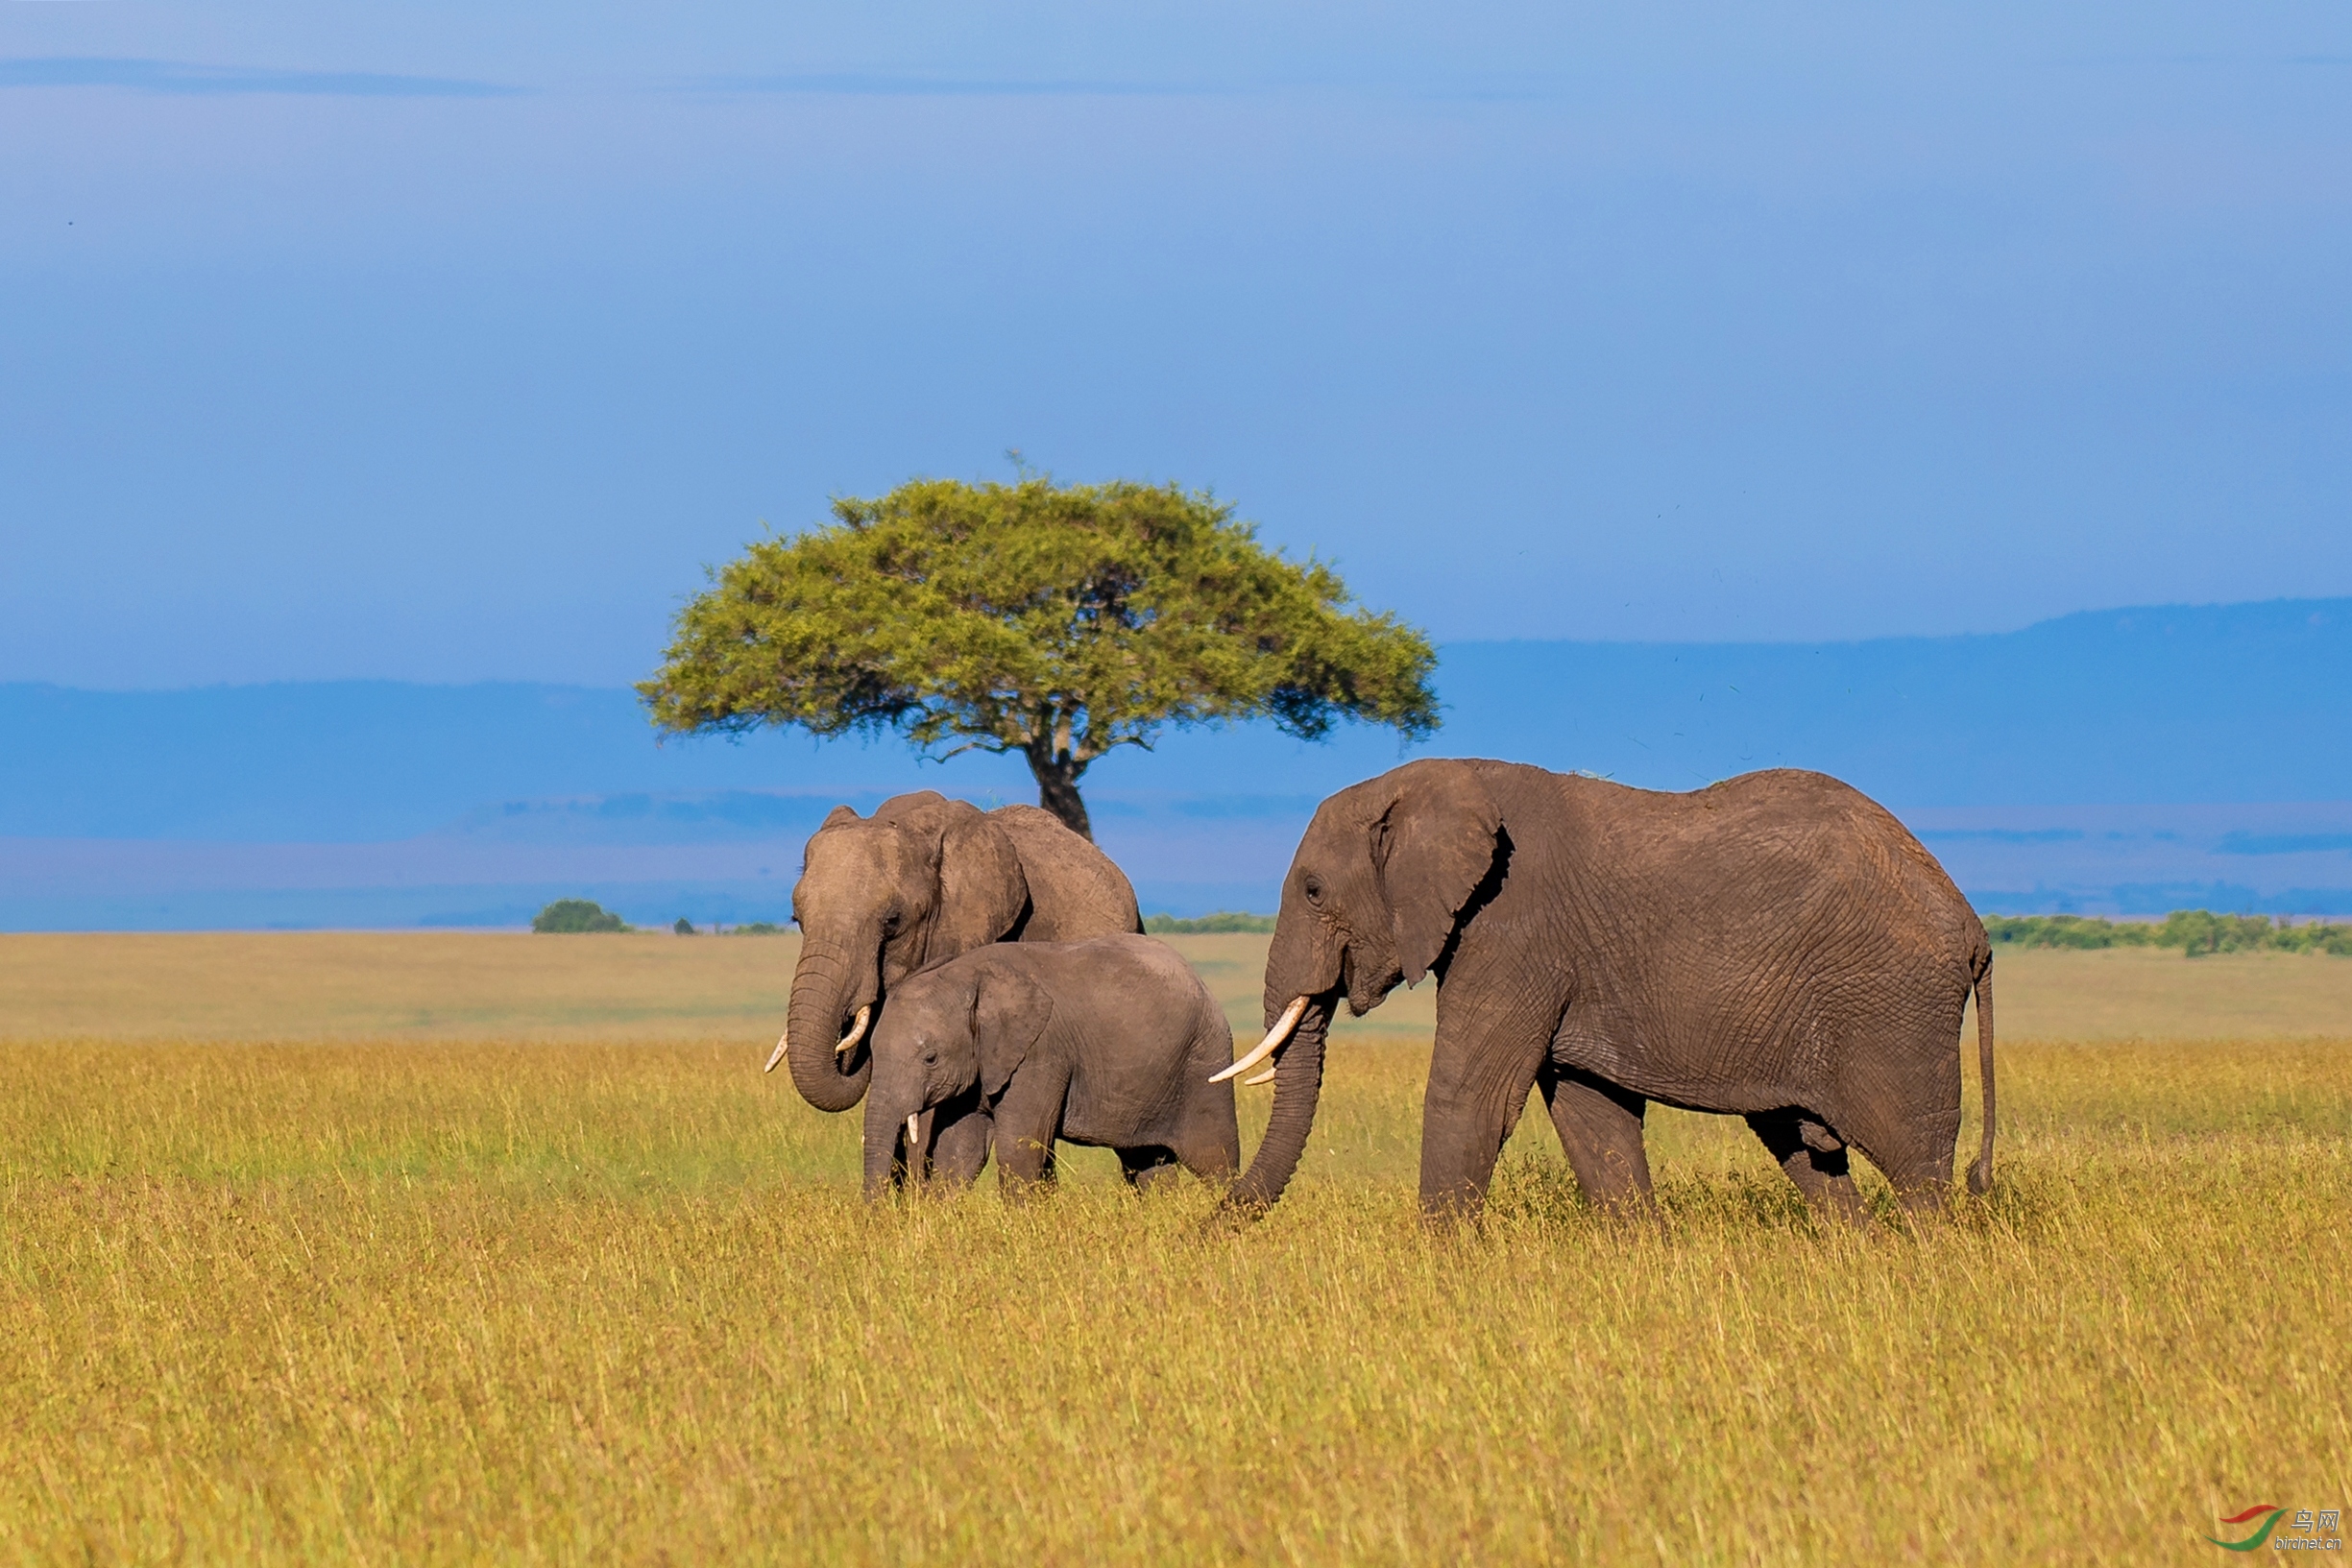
left=1143, top=911, right=1278, bottom=934
left=531, top=899, right=628, bottom=933
left=1982, top=911, right=2352, bottom=956
left=640, top=475, right=1440, bottom=838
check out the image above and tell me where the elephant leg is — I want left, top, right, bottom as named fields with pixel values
left=928, top=1097, right=993, bottom=1191
left=1419, top=1014, right=1551, bottom=1222
left=1177, top=1021, right=1243, bottom=1184
left=1118, top=1146, right=1182, bottom=1191
left=1539, top=1066, right=1654, bottom=1216
left=1836, top=1083, right=1961, bottom=1220
left=1171, top=1123, right=1240, bottom=1186
left=991, top=1068, right=1069, bottom=1198
left=1747, top=1110, right=1870, bottom=1227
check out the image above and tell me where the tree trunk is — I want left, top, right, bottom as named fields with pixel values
left=1027, top=749, right=1093, bottom=839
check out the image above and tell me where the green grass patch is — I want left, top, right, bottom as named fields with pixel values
left=1, top=1032, right=2345, bottom=1563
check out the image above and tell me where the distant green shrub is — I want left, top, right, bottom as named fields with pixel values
left=1144, top=911, right=1277, bottom=934
left=2273, top=922, right=2352, bottom=956
left=673, top=918, right=698, bottom=936
left=728, top=922, right=788, bottom=935
left=531, top=899, right=628, bottom=934
left=1981, top=915, right=2156, bottom=950
left=1982, top=910, right=2352, bottom=957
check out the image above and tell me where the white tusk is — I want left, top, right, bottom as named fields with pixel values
left=834, top=1005, right=873, bottom=1057
left=1244, top=1065, right=1278, bottom=1086
left=907, top=1114, right=921, bottom=1150
left=1211, top=995, right=1310, bottom=1084
left=763, top=1035, right=788, bottom=1073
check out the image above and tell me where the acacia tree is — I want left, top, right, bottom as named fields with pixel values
left=639, top=475, right=1440, bottom=838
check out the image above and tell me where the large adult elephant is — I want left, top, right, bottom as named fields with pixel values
left=1222, top=759, right=1996, bottom=1221
left=773, top=791, right=1142, bottom=1139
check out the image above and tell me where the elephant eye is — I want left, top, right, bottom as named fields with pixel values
left=1302, top=875, right=1324, bottom=903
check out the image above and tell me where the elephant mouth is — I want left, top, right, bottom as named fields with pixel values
left=766, top=1003, right=873, bottom=1075
left=1341, top=943, right=1404, bottom=1018
left=766, top=1005, right=879, bottom=1081
left=833, top=1005, right=874, bottom=1059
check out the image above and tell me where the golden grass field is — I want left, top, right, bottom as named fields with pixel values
left=2, top=931, right=2347, bottom=1564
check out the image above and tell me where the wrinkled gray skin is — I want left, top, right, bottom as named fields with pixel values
left=1231, top=759, right=1997, bottom=1223
left=862, top=935, right=1242, bottom=1197
left=785, top=792, right=1141, bottom=1180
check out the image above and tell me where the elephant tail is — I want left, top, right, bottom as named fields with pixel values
left=1966, top=950, right=1997, bottom=1195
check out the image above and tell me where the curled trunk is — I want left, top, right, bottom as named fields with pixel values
left=1226, top=997, right=1330, bottom=1213
left=786, top=942, right=874, bottom=1114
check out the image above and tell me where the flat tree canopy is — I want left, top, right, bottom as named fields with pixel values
left=531, top=899, right=628, bottom=933
left=640, top=475, right=1440, bottom=837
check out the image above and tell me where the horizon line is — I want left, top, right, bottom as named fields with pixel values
left=2, top=592, right=2343, bottom=695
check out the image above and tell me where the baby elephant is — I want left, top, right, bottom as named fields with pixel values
left=862, top=934, right=1242, bottom=1197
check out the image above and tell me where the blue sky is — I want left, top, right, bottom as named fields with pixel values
left=5, top=0, right=2348, bottom=688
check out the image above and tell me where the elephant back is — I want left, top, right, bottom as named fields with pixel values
left=987, top=805, right=1144, bottom=940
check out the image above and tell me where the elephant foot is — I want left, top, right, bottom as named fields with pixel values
left=1416, top=1186, right=1491, bottom=1230
left=1117, top=1146, right=1184, bottom=1192
left=1885, top=1181, right=1958, bottom=1231
left=1746, top=1110, right=1871, bottom=1228
left=993, top=1133, right=1059, bottom=1200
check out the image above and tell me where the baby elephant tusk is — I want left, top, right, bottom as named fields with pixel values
left=907, top=1114, right=921, bottom=1153
left=835, top=1005, right=873, bottom=1057
left=1243, top=1065, right=1278, bottom=1087
left=763, top=1034, right=788, bottom=1073
left=1211, top=995, right=1310, bottom=1084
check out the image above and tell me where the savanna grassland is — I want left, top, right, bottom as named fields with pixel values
left=2, top=933, right=2347, bottom=1564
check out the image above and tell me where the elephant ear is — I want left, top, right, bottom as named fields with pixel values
left=973, top=963, right=1054, bottom=1100
left=931, top=809, right=1030, bottom=963
left=1375, top=761, right=1503, bottom=986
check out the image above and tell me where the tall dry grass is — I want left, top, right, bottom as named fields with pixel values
left=0, top=935, right=2346, bottom=1564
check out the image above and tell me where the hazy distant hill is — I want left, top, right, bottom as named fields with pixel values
left=3, top=597, right=2348, bottom=927
left=1428, top=597, right=2352, bottom=805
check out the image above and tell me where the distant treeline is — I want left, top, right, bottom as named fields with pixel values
left=1144, top=911, right=1279, bottom=934
left=530, top=899, right=792, bottom=934
left=1983, top=911, right=2352, bottom=956
left=534, top=900, right=2349, bottom=955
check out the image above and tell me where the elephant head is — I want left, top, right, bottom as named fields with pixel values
left=779, top=791, right=1030, bottom=1113
left=861, top=954, right=1054, bottom=1197
left=1227, top=759, right=1503, bottom=1208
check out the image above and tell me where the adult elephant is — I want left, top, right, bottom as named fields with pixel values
left=1222, top=759, right=1996, bottom=1222
left=773, top=791, right=1142, bottom=1139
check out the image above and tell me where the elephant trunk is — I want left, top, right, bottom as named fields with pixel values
left=861, top=1089, right=927, bottom=1198
left=786, top=939, right=876, bottom=1114
left=1226, top=996, right=1330, bottom=1213
left=861, top=1096, right=898, bottom=1197
left=1224, top=888, right=1346, bottom=1214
